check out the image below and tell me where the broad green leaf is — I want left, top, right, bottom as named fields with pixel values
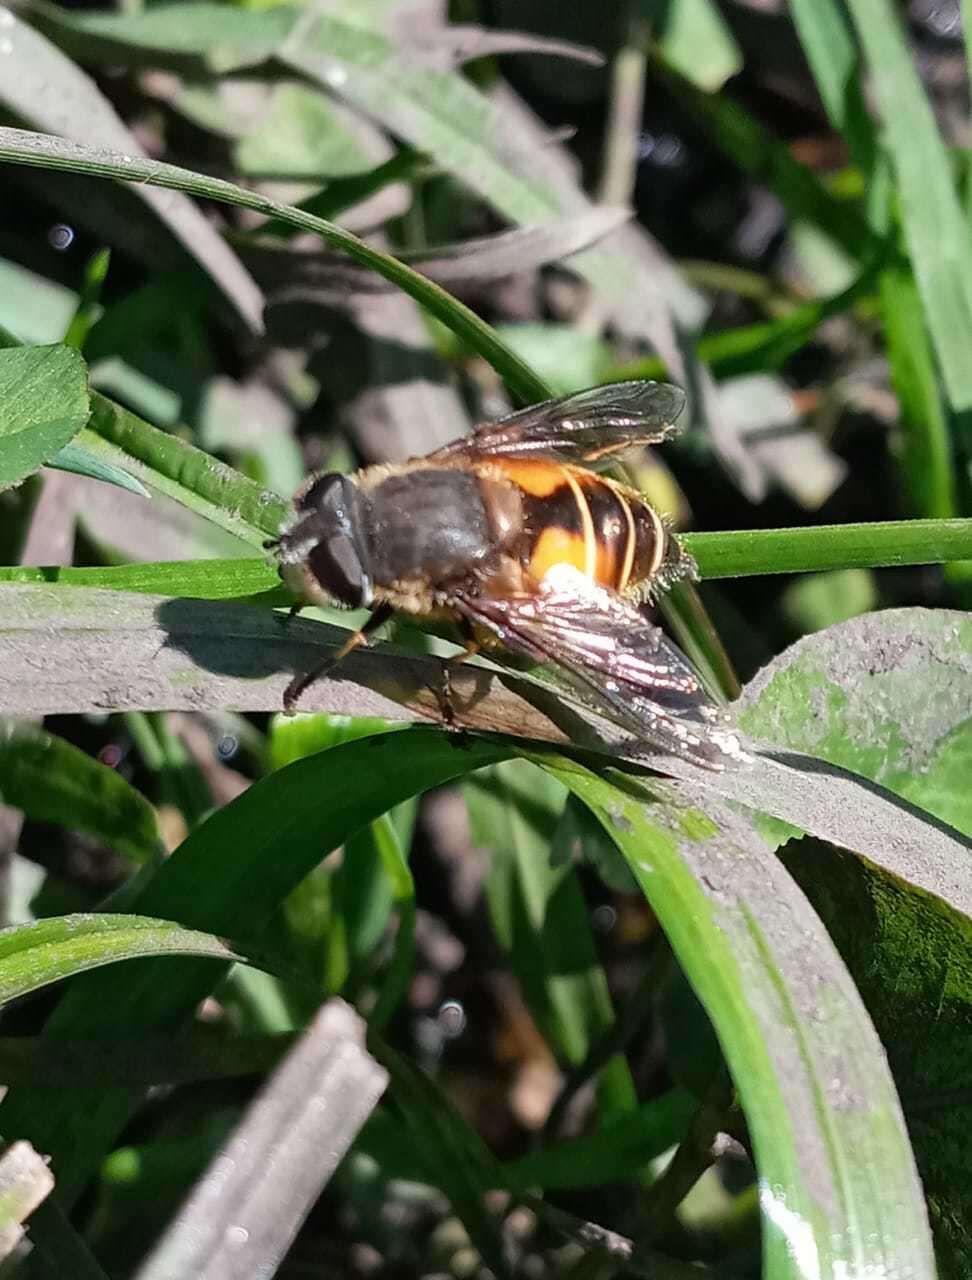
left=0, top=345, right=89, bottom=491
left=0, top=914, right=241, bottom=1005
left=739, top=608, right=972, bottom=837
left=0, top=257, right=77, bottom=345
left=780, top=569, right=877, bottom=635
left=494, top=324, right=612, bottom=396
left=543, top=756, right=935, bottom=1278
left=0, top=731, right=508, bottom=1204
left=235, top=81, right=381, bottom=178
left=27, top=0, right=295, bottom=67
left=0, top=720, right=161, bottom=864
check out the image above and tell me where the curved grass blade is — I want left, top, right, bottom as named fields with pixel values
left=0, top=731, right=508, bottom=1204
left=541, top=755, right=935, bottom=1278
left=0, top=914, right=242, bottom=1005
left=0, top=719, right=161, bottom=864
left=0, top=127, right=549, bottom=406
left=0, top=9, right=263, bottom=334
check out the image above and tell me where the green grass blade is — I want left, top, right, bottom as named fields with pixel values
left=0, top=127, right=550, bottom=405
left=541, top=756, right=935, bottom=1278
left=0, top=719, right=161, bottom=864
left=0, top=915, right=241, bottom=1005
left=467, top=762, right=624, bottom=1070
left=83, top=396, right=288, bottom=547
left=813, top=0, right=972, bottom=409
left=685, top=518, right=972, bottom=578
left=0, top=731, right=507, bottom=1204
left=879, top=263, right=957, bottom=519
left=0, top=559, right=283, bottom=601
left=4, top=518, right=971, bottom=602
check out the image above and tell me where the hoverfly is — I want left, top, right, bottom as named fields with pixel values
left=267, top=381, right=746, bottom=771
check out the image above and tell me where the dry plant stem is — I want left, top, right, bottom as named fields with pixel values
left=598, top=7, right=648, bottom=209
left=581, top=4, right=648, bottom=338
left=529, top=1196, right=709, bottom=1280
left=637, top=1073, right=742, bottom=1246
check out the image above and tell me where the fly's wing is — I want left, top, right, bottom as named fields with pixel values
left=454, top=567, right=746, bottom=771
left=428, top=381, right=686, bottom=468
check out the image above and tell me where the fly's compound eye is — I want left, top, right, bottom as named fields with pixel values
left=298, top=474, right=374, bottom=609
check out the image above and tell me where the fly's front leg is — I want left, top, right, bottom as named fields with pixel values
left=283, top=604, right=393, bottom=714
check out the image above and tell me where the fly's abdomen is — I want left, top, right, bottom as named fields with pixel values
left=364, top=469, right=494, bottom=585
left=504, top=460, right=664, bottom=594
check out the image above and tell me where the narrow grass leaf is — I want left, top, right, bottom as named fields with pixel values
left=0, top=344, right=89, bottom=491
left=0, top=127, right=550, bottom=404
left=466, top=762, right=622, bottom=1069
left=0, top=914, right=241, bottom=1005
left=844, top=0, right=972, bottom=409
left=504, top=1088, right=696, bottom=1190
left=650, top=0, right=742, bottom=92
left=372, top=1039, right=512, bottom=1277
left=0, top=719, right=161, bottom=864
left=541, top=756, right=935, bottom=1278
left=0, top=559, right=281, bottom=602
left=5, top=515, right=972, bottom=601
left=0, top=731, right=508, bottom=1204
left=47, top=440, right=149, bottom=497
left=880, top=256, right=957, bottom=519
left=0, top=7, right=263, bottom=334
left=83, top=397, right=288, bottom=547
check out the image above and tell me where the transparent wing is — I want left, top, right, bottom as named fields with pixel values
left=454, top=568, right=744, bottom=771
left=429, top=381, right=686, bottom=467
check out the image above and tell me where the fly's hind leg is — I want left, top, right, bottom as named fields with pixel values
left=283, top=604, right=393, bottom=715
left=436, top=621, right=482, bottom=729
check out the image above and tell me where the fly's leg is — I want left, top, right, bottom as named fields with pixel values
left=283, top=604, right=393, bottom=714
left=436, top=623, right=481, bottom=729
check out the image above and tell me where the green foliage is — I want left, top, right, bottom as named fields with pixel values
left=1, top=2, right=972, bottom=1277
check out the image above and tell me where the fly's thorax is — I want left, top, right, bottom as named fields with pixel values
left=358, top=463, right=522, bottom=589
